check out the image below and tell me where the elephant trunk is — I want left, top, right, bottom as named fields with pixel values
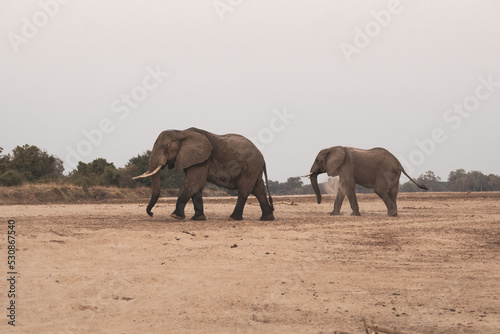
left=310, top=173, right=322, bottom=204
left=146, top=171, right=161, bottom=217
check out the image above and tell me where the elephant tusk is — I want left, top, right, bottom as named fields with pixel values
left=301, top=172, right=313, bottom=178
left=132, top=165, right=162, bottom=179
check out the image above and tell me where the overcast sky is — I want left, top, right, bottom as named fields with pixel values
left=1, top=0, right=499, bottom=183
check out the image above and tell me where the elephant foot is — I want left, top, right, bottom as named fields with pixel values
left=330, top=211, right=341, bottom=216
left=191, top=214, right=207, bottom=221
left=230, top=213, right=243, bottom=221
left=171, top=212, right=185, bottom=220
left=351, top=211, right=361, bottom=216
left=260, top=213, right=275, bottom=221
left=388, top=211, right=398, bottom=217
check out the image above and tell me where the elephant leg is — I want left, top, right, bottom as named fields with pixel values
left=191, top=190, right=206, bottom=221
left=387, top=182, right=399, bottom=217
left=331, top=187, right=346, bottom=215
left=251, top=178, right=274, bottom=221
left=345, top=185, right=361, bottom=216
left=172, top=165, right=208, bottom=220
left=172, top=199, right=187, bottom=220
left=230, top=193, right=249, bottom=220
left=375, top=188, right=397, bottom=217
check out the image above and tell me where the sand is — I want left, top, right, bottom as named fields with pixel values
left=1, top=192, right=499, bottom=333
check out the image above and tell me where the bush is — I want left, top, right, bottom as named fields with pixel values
left=9, top=145, right=64, bottom=182
left=117, top=165, right=140, bottom=188
left=69, top=158, right=119, bottom=187
left=0, top=170, right=23, bottom=186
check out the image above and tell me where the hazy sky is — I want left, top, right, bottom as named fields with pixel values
left=2, top=1, right=499, bottom=183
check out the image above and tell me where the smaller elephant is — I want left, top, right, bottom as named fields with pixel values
left=303, top=146, right=428, bottom=217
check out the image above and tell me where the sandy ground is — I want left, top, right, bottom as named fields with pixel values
left=1, top=192, right=499, bottom=333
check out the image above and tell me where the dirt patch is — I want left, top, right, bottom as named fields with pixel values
left=1, top=193, right=499, bottom=333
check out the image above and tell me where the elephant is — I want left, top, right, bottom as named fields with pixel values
left=303, top=146, right=428, bottom=217
left=133, top=128, right=274, bottom=221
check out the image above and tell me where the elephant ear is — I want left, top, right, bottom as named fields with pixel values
left=325, top=146, right=346, bottom=177
left=174, top=132, right=213, bottom=170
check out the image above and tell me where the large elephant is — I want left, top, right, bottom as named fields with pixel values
left=133, top=128, right=274, bottom=221
left=304, top=146, right=428, bottom=217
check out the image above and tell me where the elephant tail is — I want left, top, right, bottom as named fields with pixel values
left=400, top=167, right=429, bottom=191
left=263, top=163, right=274, bottom=210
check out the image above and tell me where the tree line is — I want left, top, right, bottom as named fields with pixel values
left=1, top=145, right=499, bottom=194
left=0, top=145, right=184, bottom=190
left=399, top=170, right=500, bottom=192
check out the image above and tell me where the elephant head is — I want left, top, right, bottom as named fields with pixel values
left=133, top=130, right=213, bottom=216
left=304, top=146, right=346, bottom=204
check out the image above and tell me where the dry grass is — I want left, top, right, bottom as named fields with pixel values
left=0, top=183, right=152, bottom=205
left=0, top=183, right=241, bottom=205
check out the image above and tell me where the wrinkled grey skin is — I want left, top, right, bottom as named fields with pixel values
left=135, top=128, right=274, bottom=221
left=308, top=146, right=427, bottom=217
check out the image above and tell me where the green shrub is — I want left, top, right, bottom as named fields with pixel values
left=0, top=170, right=23, bottom=186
